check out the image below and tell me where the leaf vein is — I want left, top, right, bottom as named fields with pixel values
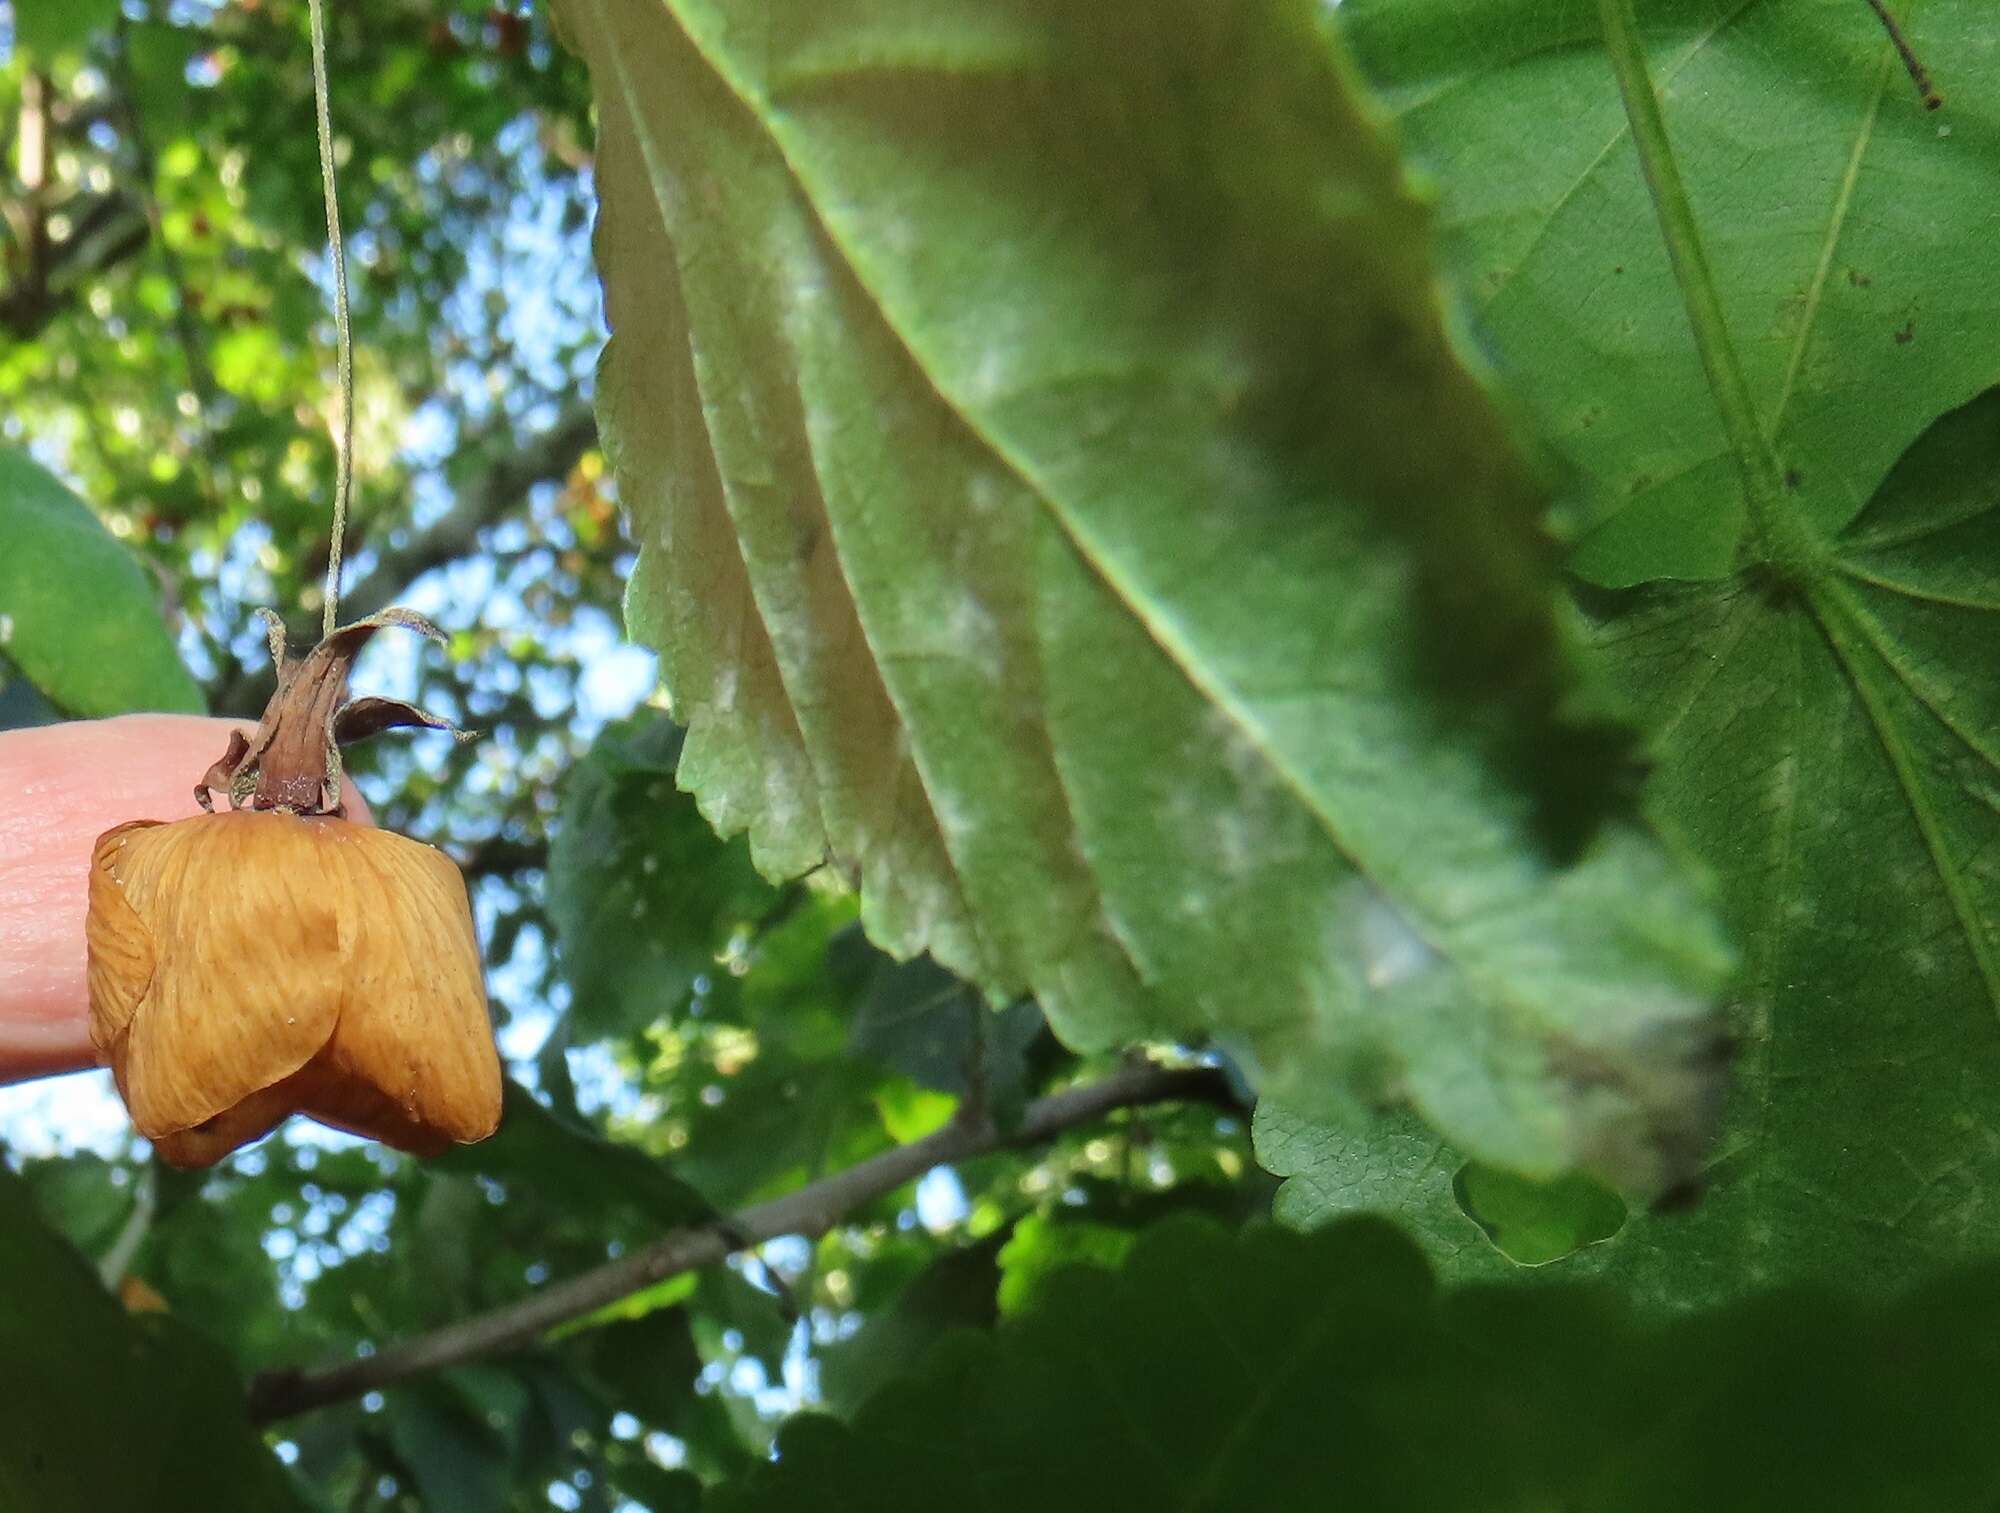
left=1809, top=581, right=2000, bottom=1018
left=1767, top=53, right=1890, bottom=439
left=1836, top=560, right=2000, bottom=615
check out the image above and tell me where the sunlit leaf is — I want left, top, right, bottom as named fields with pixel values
left=12, top=0, right=121, bottom=58
left=994, top=1213, right=1135, bottom=1318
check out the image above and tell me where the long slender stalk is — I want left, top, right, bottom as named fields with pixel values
left=1596, top=0, right=1805, bottom=563
left=307, top=0, right=353, bottom=638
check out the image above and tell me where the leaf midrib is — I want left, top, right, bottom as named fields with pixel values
left=1826, top=565, right=2000, bottom=787
left=1598, top=0, right=2000, bottom=1031
left=1837, top=560, right=2000, bottom=615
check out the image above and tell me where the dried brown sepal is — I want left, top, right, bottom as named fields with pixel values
left=195, top=607, right=467, bottom=817
left=335, top=696, right=459, bottom=745
left=87, top=812, right=502, bottom=1169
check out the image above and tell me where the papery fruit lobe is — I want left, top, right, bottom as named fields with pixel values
left=86, top=811, right=501, bottom=1169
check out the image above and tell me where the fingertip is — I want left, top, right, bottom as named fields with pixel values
left=0, top=713, right=377, bottom=1087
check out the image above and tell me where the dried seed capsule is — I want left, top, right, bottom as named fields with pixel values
left=84, top=608, right=502, bottom=1168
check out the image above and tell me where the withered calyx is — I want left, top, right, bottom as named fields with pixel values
left=198, top=607, right=466, bottom=817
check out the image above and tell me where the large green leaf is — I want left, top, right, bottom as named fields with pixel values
left=1343, top=0, right=2000, bottom=584
left=708, top=1215, right=2000, bottom=1512
left=0, top=1170, right=305, bottom=1512
left=0, top=450, right=204, bottom=715
left=560, top=0, right=1732, bottom=1193
left=847, top=949, right=1048, bottom=1132
left=1264, top=385, right=2000, bottom=1305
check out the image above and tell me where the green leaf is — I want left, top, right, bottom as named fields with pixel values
left=0, top=450, right=204, bottom=716
left=569, top=1308, right=703, bottom=1429
left=1343, top=0, right=2000, bottom=584
left=551, top=1275, right=699, bottom=1341
left=1257, top=1102, right=1627, bottom=1270
left=561, top=0, right=1731, bottom=1194
left=607, top=1462, right=704, bottom=1513
left=0, top=668, right=63, bottom=730
left=15, top=1153, right=139, bottom=1259
left=664, top=892, right=897, bottom=1210
left=0, top=1170, right=305, bottom=1512
left=12, top=0, right=122, bottom=57
left=122, top=22, right=200, bottom=134
left=708, top=1215, right=2000, bottom=1513
left=1255, top=1101, right=1508, bottom=1273
left=1265, top=386, right=2000, bottom=1304
left=548, top=713, right=776, bottom=1041
left=1452, top=1158, right=1625, bottom=1267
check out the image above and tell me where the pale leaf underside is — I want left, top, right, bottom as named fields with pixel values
left=563, top=0, right=1732, bottom=1192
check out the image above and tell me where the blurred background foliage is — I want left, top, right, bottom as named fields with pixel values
left=0, top=2, right=1264, bottom=1507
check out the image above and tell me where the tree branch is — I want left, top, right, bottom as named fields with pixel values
left=245, top=1061, right=1234, bottom=1425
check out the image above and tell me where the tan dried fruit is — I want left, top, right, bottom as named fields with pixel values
left=84, top=609, right=502, bottom=1168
